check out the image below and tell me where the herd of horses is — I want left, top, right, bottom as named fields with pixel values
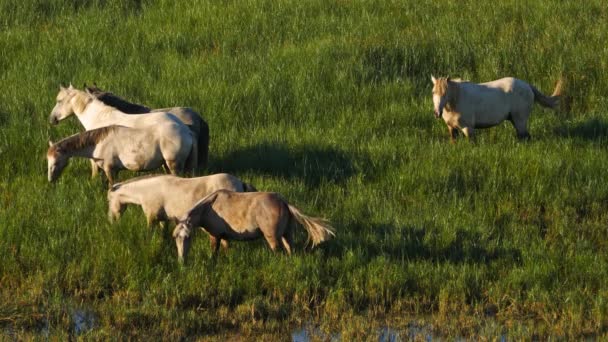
left=46, top=76, right=562, bottom=262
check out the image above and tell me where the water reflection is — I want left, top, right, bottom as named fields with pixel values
left=292, top=323, right=340, bottom=342
left=379, top=326, right=402, bottom=342
left=72, top=308, right=96, bottom=335
left=292, top=324, right=416, bottom=342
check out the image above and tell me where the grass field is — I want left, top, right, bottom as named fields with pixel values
left=1, top=0, right=608, bottom=339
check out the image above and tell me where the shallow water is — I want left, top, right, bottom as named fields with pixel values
left=379, top=326, right=403, bottom=342
left=292, top=323, right=340, bottom=342
left=292, top=324, right=423, bottom=342
left=72, top=308, right=96, bottom=335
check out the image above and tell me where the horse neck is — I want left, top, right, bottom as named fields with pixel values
left=446, top=82, right=461, bottom=112
left=113, top=186, right=143, bottom=205
left=77, top=100, right=125, bottom=129
left=59, top=144, right=96, bottom=159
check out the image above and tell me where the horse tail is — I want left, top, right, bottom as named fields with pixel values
left=286, top=203, right=335, bottom=247
left=185, top=132, right=198, bottom=176
left=242, top=182, right=257, bottom=192
left=531, top=78, right=562, bottom=110
left=197, top=119, right=209, bottom=172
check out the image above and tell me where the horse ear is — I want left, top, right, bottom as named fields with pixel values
left=431, top=75, right=437, bottom=84
left=48, top=140, right=54, bottom=147
left=68, top=83, right=74, bottom=90
left=59, top=84, right=66, bottom=91
left=446, top=76, right=451, bottom=82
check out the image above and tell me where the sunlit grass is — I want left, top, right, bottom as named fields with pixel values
left=1, top=0, right=608, bottom=339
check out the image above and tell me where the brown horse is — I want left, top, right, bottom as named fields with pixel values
left=173, top=190, right=335, bottom=262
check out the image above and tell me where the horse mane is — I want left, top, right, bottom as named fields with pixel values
left=446, top=80, right=460, bottom=111
left=87, top=85, right=151, bottom=114
left=110, top=173, right=167, bottom=192
left=435, top=77, right=461, bottom=111
left=71, top=90, right=94, bottom=114
left=187, top=190, right=221, bottom=218
left=50, top=126, right=119, bottom=155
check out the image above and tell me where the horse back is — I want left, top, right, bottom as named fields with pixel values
left=210, top=191, right=283, bottom=229
left=151, top=107, right=200, bottom=127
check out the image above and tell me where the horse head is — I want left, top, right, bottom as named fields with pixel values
left=49, top=84, right=93, bottom=125
left=431, top=75, right=453, bottom=119
left=46, top=142, right=69, bottom=182
left=173, top=220, right=193, bottom=263
left=107, top=186, right=126, bottom=222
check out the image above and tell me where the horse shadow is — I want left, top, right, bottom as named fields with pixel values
left=209, top=143, right=377, bottom=187
left=320, top=223, right=522, bottom=266
left=554, top=118, right=608, bottom=141
left=0, top=111, right=8, bottom=127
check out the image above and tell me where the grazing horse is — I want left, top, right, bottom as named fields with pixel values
left=48, top=85, right=200, bottom=177
left=173, top=190, right=335, bottom=262
left=107, top=173, right=257, bottom=249
left=431, top=76, right=562, bottom=142
left=47, top=125, right=196, bottom=185
left=86, top=84, right=209, bottom=172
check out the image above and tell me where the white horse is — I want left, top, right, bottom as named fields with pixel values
left=431, top=76, right=562, bottom=142
left=49, top=85, right=195, bottom=176
left=85, top=84, right=209, bottom=172
left=107, top=173, right=257, bottom=250
left=47, top=125, right=196, bottom=185
left=107, top=173, right=256, bottom=225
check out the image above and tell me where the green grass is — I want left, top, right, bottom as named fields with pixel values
left=1, top=0, right=608, bottom=339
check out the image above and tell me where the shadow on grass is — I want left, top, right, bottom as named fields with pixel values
left=322, top=224, right=522, bottom=265
left=554, top=118, right=608, bottom=141
left=0, top=112, right=9, bottom=127
left=210, top=143, right=376, bottom=187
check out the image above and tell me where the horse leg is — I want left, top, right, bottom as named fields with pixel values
left=103, top=166, right=117, bottom=187
left=90, top=159, right=99, bottom=178
left=511, top=115, right=531, bottom=140
left=281, top=237, right=292, bottom=256
left=280, top=218, right=294, bottom=256
left=209, top=235, right=221, bottom=256
left=165, top=160, right=178, bottom=175
left=461, top=127, right=475, bottom=142
left=220, top=239, right=229, bottom=250
left=162, top=162, right=171, bottom=174
left=166, top=160, right=185, bottom=175
left=145, top=212, right=157, bottom=228
left=263, top=234, right=282, bottom=253
left=448, top=125, right=459, bottom=144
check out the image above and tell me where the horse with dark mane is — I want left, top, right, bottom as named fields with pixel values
left=85, top=84, right=209, bottom=171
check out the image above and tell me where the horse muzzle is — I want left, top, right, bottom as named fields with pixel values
left=49, top=116, right=59, bottom=125
left=434, top=110, right=442, bottom=119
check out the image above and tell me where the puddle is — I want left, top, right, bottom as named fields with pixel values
left=292, top=323, right=340, bottom=342
left=379, top=326, right=402, bottom=342
left=292, top=324, right=408, bottom=342
left=72, top=309, right=96, bottom=335
left=406, top=322, right=433, bottom=341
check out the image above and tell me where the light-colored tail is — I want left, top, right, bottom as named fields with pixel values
left=286, top=204, right=335, bottom=247
left=185, top=133, right=198, bottom=176
left=531, top=78, right=562, bottom=109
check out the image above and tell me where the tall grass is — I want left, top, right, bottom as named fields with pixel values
left=1, top=0, right=607, bottom=338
